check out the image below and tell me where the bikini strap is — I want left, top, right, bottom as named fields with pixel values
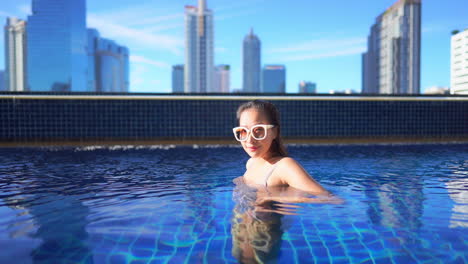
left=264, top=162, right=280, bottom=187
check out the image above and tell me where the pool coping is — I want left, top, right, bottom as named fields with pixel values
left=1, top=137, right=467, bottom=148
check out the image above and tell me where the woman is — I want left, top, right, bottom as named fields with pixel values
left=233, top=100, right=336, bottom=203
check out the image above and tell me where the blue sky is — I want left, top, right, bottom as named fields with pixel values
left=0, top=0, right=467, bottom=93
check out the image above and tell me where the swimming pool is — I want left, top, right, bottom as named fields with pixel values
left=0, top=144, right=466, bottom=263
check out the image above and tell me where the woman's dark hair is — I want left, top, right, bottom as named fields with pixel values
left=236, top=100, right=288, bottom=157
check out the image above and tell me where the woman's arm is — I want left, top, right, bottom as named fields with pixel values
left=277, top=157, right=329, bottom=195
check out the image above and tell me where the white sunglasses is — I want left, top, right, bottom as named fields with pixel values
left=232, top=124, right=275, bottom=141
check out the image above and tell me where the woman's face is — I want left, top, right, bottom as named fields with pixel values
left=238, top=109, right=277, bottom=159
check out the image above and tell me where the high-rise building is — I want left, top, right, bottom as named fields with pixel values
left=450, top=29, right=468, bottom=95
left=362, top=0, right=421, bottom=94
left=0, top=70, right=5, bottom=91
left=262, top=65, right=286, bottom=93
left=87, top=28, right=99, bottom=92
left=172, top=65, right=184, bottom=93
left=298, top=81, right=316, bottom=94
left=184, top=0, right=214, bottom=93
left=87, top=29, right=129, bottom=93
left=4, top=17, right=27, bottom=91
left=243, top=28, right=261, bottom=93
left=214, top=64, right=230, bottom=93
left=27, top=0, right=88, bottom=91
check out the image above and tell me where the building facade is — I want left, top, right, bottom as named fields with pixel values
left=242, top=29, right=261, bottom=93
left=184, top=0, right=214, bottom=93
left=172, top=65, right=184, bottom=93
left=4, top=17, right=27, bottom=91
left=214, top=64, right=230, bottom=93
left=451, top=29, right=468, bottom=95
left=262, top=65, right=286, bottom=93
left=362, top=0, right=421, bottom=94
left=298, top=81, right=316, bottom=94
left=95, top=38, right=129, bottom=93
left=87, top=28, right=99, bottom=92
left=87, top=28, right=129, bottom=93
left=0, top=71, right=5, bottom=91
left=27, top=0, right=88, bottom=91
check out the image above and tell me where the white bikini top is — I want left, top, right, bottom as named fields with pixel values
left=263, top=162, right=280, bottom=187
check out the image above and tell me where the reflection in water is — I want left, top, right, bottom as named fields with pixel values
left=447, top=178, right=468, bottom=228
left=231, top=179, right=284, bottom=264
left=365, top=171, right=424, bottom=230
left=28, top=194, right=92, bottom=263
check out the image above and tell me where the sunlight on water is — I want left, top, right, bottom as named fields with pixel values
left=0, top=144, right=467, bottom=263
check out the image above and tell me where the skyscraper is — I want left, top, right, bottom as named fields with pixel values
left=87, top=28, right=99, bottom=92
left=214, top=64, right=230, bottom=93
left=184, top=0, right=214, bottom=93
left=298, top=81, right=316, bottom=94
left=172, top=65, right=184, bottom=93
left=4, top=17, right=27, bottom=91
left=87, top=28, right=129, bottom=92
left=0, top=70, right=5, bottom=91
left=27, top=0, right=88, bottom=91
left=362, top=0, right=421, bottom=94
left=243, top=28, right=261, bottom=93
left=450, top=29, right=468, bottom=95
left=262, top=65, right=286, bottom=93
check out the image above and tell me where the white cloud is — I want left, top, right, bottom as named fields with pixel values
left=215, top=9, right=259, bottom=21
left=18, top=4, right=30, bottom=16
left=215, top=47, right=227, bottom=54
left=130, top=55, right=170, bottom=69
left=277, top=47, right=366, bottom=62
left=87, top=14, right=183, bottom=55
left=213, top=0, right=269, bottom=13
left=0, top=10, right=13, bottom=17
left=126, top=13, right=184, bottom=27
left=141, top=22, right=184, bottom=34
left=267, top=37, right=366, bottom=54
left=129, top=63, right=168, bottom=93
left=266, top=36, right=366, bottom=62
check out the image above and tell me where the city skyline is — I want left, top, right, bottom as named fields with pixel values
left=1, top=0, right=467, bottom=93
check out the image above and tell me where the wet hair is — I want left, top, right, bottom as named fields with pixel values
left=236, top=100, right=288, bottom=157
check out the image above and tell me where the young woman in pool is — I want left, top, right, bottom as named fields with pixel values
left=233, top=100, right=334, bottom=202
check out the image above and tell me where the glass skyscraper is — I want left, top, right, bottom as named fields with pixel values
left=214, top=64, right=230, bottom=93
left=5, top=17, right=27, bottom=91
left=27, top=0, right=88, bottom=91
left=172, top=65, right=184, bottom=93
left=298, top=81, right=316, bottom=94
left=86, top=28, right=99, bottom=92
left=184, top=0, right=214, bottom=93
left=243, top=29, right=261, bottom=93
left=362, top=0, right=421, bottom=94
left=262, top=65, right=286, bottom=93
left=88, top=30, right=129, bottom=93
left=0, top=71, right=5, bottom=91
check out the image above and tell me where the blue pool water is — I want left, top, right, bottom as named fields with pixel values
left=0, top=144, right=467, bottom=263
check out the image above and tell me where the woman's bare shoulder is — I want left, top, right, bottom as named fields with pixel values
left=275, top=157, right=328, bottom=195
left=245, top=157, right=254, bottom=170
left=276, top=157, right=303, bottom=169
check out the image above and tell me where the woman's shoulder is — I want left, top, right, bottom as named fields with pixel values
left=246, top=158, right=254, bottom=169
left=275, top=156, right=301, bottom=168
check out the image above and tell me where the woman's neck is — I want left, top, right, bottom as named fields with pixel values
left=255, top=152, right=281, bottom=164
